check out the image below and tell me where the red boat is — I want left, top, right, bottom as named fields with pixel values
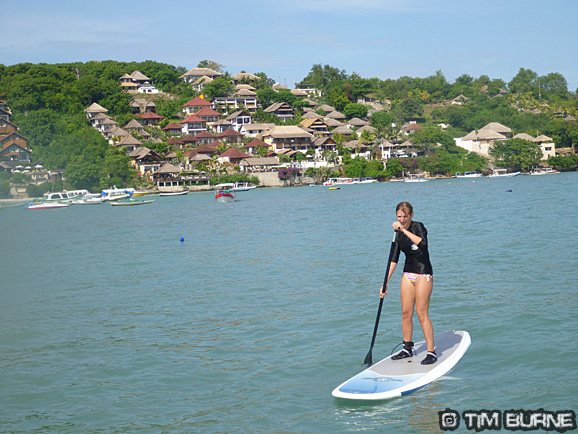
left=215, top=184, right=236, bottom=202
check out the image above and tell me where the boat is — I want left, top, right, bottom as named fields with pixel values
left=329, top=186, right=340, bottom=190
left=111, top=199, right=155, bottom=207
left=323, top=178, right=359, bottom=186
left=215, top=183, right=236, bottom=202
left=26, top=201, right=70, bottom=210
left=488, top=169, right=520, bottom=178
left=360, top=177, right=378, bottom=183
left=131, top=190, right=153, bottom=197
left=71, top=193, right=105, bottom=205
left=232, top=182, right=257, bottom=191
left=404, top=173, right=430, bottom=183
left=455, top=171, right=483, bottom=178
left=159, top=191, right=189, bottom=196
left=41, top=189, right=90, bottom=203
left=529, top=167, right=559, bottom=175
left=101, top=187, right=134, bottom=201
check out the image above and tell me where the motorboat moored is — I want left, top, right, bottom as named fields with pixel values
left=488, top=169, right=520, bottom=177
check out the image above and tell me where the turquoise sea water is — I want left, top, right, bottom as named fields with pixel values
left=1, top=173, right=577, bottom=433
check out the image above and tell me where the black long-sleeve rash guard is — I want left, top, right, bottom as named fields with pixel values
left=391, top=221, right=433, bottom=275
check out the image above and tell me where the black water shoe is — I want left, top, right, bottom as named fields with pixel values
left=421, top=351, right=437, bottom=365
left=392, top=341, right=414, bottom=360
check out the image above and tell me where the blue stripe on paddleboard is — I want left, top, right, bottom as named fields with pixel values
left=339, top=372, right=423, bottom=395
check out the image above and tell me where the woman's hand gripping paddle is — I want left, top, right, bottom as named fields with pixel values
left=363, top=230, right=399, bottom=367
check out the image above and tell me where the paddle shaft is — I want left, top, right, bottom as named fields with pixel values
left=364, top=230, right=399, bottom=366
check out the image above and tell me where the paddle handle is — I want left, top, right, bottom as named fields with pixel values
left=364, top=230, right=399, bottom=365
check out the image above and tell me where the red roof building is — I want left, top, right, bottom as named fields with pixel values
left=181, top=96, right=213, bottom=115
left=137, top=111, right=164, bottom=127
left=162, top=122, right=184, bottom=135
left=195, top=106, right=222, bottom=123
left=180, top=115, right=207, bottom=136
left=218, top=147, right=252, bottom=164
left=218, top=128, right=243, bottom=143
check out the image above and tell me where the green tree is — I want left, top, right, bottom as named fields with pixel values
left=197, top=60, right=225, bottom=73
left=203, top=75, right=234, bottom=99
left=343, top=103, right=369, bottom=119
left=256, top=88, right=278, bottom=107
left=370, top=110, right=396, bottom=130
left=489, top=138, right=542, bottom=171
left=411, top=127, right=454, bottom=156
left=538, top=72, right=568, bottom=99
left=100, top=147, right=135, bottom=187
left=508, top=68, right=538, bottom=95
left=296, top=64, right=348, bottom=91
left=391, top=98, right=424, bottom=122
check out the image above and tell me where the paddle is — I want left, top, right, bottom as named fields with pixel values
left=363, top=230, right=399, bottom=367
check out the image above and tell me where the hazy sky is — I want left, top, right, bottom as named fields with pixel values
left=2, top=0, right=577, bottom=90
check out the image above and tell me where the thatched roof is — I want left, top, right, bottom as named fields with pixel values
left=180, top=67, right=222, bottom=79
left=125, top=119, right=145, bottom=130
left=477, top=129, right=506, bottom=140
left=319, top=104, right=335, bottom=112
left=192, top=154, right=212, bottom=161
left=157, top=163, right=183, bottom=174
left=264, top=125, right=312, bottom=139
left=480, top=122, right=511, bottom=133
left=291, top=89, right=308, bottom=96
left=513, top=133, right=534, bottom=141
left=239, top=156, right=280, bottom=166
left=324, top=118, right=344, bottom=128
left=357, top=125, right=377, bottom=134
left=326, top=111, right=346, bottom=120
left=117, top=135, right=142, bottom=146
left=534, top=135, right=553, bottom=142
left=131, top=70, right=150, bottom=81
left=332, top=126, right=354, bottom=136
left=85, top=102, right=108, bottom=113
left=348, top=117, right=369, bottom=126
left=232, top=72, right=261, bottom=81
left=234, top=89, right=257, bottom=97
left=302, top=111, right=323, bottom=119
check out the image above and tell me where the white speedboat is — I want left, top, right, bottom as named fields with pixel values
left=232, top=182, right=257, bottom=191
left=455, top=171, right=483, bottom=178
left=42, top=189, right=90, bottom=203
left=323, top=178, right=358, bottom=186
left=160, top=191, right=188, bottom=196
left=404, top=173, right=430, bottom=183
left=488, top=169, right=520, bottom=177
left=360, top=177, right=378, bottom=183
left=101, top=187, right=135, bottom=201
left=26, top=201, right=70, bottom=210
left=71, top=193, right=105, bottom=204
left=111, top=199, right=154, bottom=206
left=529, top=167, right=559, bottom=175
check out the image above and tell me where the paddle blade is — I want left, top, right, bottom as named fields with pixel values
left=363, top=350, right=373, bottom=367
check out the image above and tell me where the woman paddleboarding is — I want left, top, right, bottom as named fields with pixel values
left=380, top=201, right=436, bottom=365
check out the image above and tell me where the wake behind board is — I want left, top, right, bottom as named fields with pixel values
left=332, top=330, right=471, bottom=400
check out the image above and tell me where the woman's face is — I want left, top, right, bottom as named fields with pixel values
left=396, top=210, right=412, bottom=228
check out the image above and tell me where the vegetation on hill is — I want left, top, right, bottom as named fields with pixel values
left=1, top=60, right=577, bottom=194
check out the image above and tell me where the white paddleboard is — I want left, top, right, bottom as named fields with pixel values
left=332, top=330, right=471, bottom=400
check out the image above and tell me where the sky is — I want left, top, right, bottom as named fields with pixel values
left=2, top=0, right=577, bottom=91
